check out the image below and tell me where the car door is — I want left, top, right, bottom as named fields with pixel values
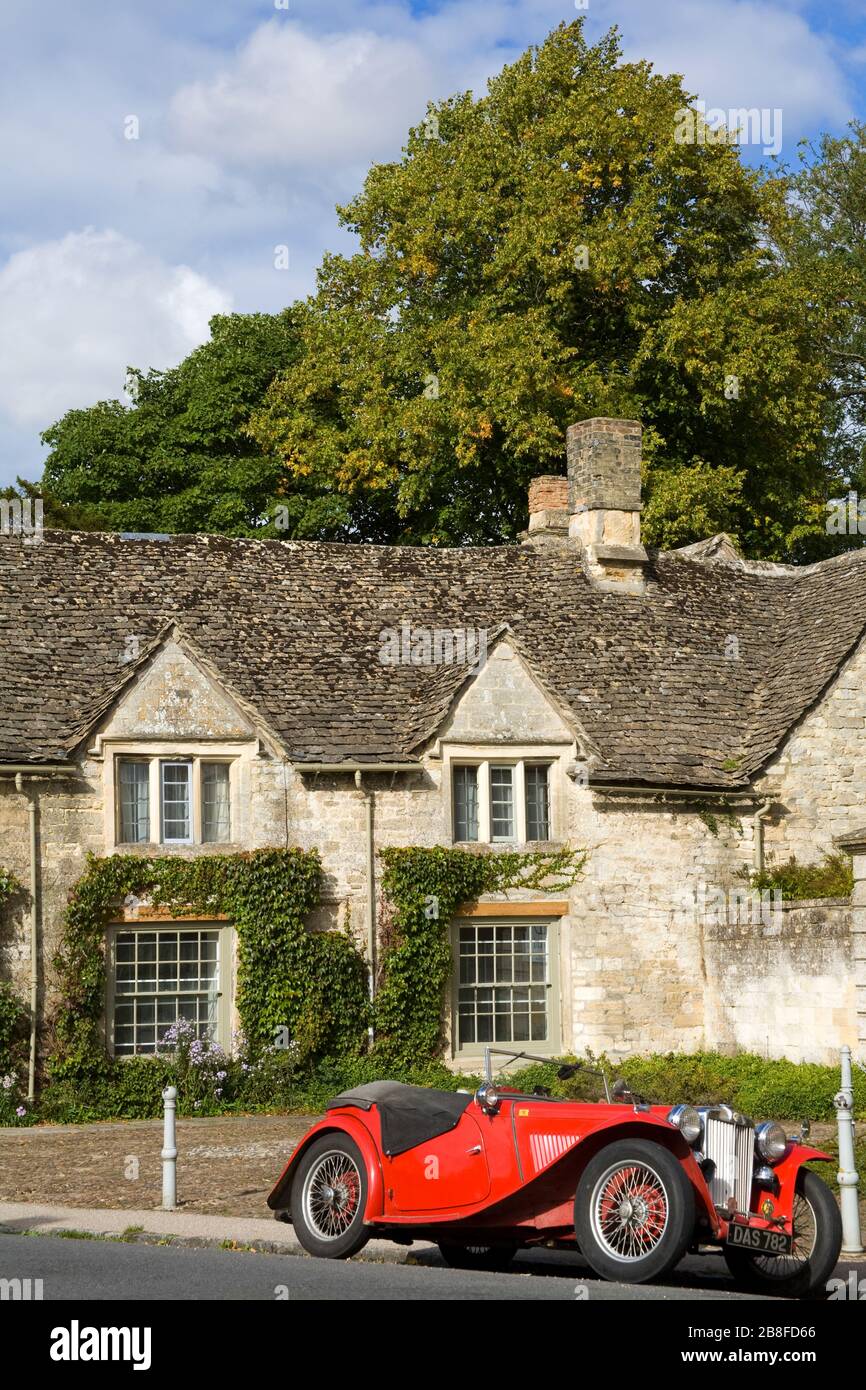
left=387, top=1110, right=491, bottom=1212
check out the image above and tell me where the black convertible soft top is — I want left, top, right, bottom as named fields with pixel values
left=326, top=1081, right=473, bottom=1157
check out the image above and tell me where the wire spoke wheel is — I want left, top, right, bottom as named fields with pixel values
left=750, top=1191, right=817, bottom=1280
left=590, top=1161, right=670, bottom=1262
left=302, top=1150, right=363, bottom=1242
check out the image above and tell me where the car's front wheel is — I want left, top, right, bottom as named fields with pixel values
left=723, top=1169, right=842, bottom=1299
left=574, top=1139, right=695, bottom=1284
left=291, top=1133, right=370, bottom=1259
left=437, top=1241, right=517, bottom=1272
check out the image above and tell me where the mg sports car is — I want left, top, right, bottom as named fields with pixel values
left=267, top=1049, right=842, bottom=1297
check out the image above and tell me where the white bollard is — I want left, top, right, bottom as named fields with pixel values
left=161, top=1085, right=178, bottom=1212
left=835, top=1046, right=863, bottom=1254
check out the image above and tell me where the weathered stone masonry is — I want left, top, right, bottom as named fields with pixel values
left=0, top=417, right=864, bottom=1069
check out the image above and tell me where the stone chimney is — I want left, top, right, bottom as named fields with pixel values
left=525, top=475, right=569, bottom=543
left=566, top=417, right=648, bottom=595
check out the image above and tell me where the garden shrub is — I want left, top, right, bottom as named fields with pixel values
left=744, top=852, right=853, bottom=901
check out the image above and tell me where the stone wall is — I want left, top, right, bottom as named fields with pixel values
left=0, top=629, right=860, bottom=1070
left=756, top=633, right=866, bottom=862
left=563, top=791, right=745, bottom=1059
left=702, top=899, right=853, bottom=1064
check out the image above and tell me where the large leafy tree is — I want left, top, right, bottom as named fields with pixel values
left=38, top=309, right=328, bottom=536
left=40, top=21, right=842, bottom=557
left=768, top=124, right=866, bottom=561
left=249, top=21, right=830, bottom=555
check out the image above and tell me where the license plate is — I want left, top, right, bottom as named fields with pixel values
left=726, top=1222, right=792, bottom=1255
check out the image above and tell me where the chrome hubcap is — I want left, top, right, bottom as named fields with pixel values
left=590, top=1161, right=670, bottom=1262
left=302, top=1151, right=362, bottom=1241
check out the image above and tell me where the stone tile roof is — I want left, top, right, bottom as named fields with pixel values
left=1, top=529, right=865, bottom=789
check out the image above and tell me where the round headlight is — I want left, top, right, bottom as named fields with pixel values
left=667, top=1104, right=702, bottom=1145
left=755, top=1121, right=787, bottom=1164
left=476, top=1083, right=500, bottom=1115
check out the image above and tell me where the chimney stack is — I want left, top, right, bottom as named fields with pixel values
left=566, top=418, right=647, bottom=595
left=525, top=475, right=569, bottom=544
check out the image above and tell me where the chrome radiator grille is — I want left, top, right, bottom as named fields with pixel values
left=704, top=1115, right=755, bottom=1214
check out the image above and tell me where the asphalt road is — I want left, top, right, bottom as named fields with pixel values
left=0, top=1233, right=766, bottom=1301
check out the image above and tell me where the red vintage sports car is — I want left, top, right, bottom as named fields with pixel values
left=267, top=1048, right=842, bottom=1297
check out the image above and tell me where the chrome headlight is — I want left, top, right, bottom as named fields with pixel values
left=755, top=1121, right=787, bottom=1164
left=476, top=1082, right=500, bottom=1115
left=667, top=1104, right=702, bottom=1145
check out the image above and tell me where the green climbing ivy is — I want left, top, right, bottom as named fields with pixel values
left=47, top=844, right=585, bottom=1088
left=374, top=847, right=586, bottom=1067
left=0, top=866, right=22, bottom=906
left=50, top=849, right=370, bottom=1080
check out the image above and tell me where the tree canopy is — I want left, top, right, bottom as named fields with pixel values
left=33, top=21, right=864, bottom=560
left=38, top=310, right=304, bottom=536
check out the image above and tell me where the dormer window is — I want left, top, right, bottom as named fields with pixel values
left=116, top=756, right=233, bottom=846
left=451, top=759, right=552, bottom=844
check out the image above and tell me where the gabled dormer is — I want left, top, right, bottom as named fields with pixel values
left=83, top=628, right=284, bottom=852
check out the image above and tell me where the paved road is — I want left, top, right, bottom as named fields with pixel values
left=0, top=1233, right=766, bottom=1301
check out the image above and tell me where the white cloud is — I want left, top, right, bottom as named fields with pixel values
left=0, top=228, right=231, bottom=430
left=170, top=20, right=440, bottom=171
left=0, top=0, right=859, bottom=488
left=599, top=0, right=852, bottom=134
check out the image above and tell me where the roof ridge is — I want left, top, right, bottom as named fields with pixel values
left=661, top=537, right=866, bottom=579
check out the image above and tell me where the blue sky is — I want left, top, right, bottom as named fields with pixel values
left=0, top=0, right=864, bottom=486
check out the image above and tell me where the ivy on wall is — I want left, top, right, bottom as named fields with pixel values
left=0, top=866, right=22, bottom=906
left=374, top=846, right=586, bottom=1067
left=48, top=844, right=585, bottom=1085
left=50, top=849, right=370, bottom=1080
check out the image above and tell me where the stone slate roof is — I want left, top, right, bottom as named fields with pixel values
left=1, top=529, right=866, bottom=789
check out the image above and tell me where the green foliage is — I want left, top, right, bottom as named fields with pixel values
left=49, top=848, right=369, bottom=1083
left=28, top=1041, right=863, bottom=1126
left=0, top=981, right=28, bottom=1070
left=773, top=123, right=866, bottom=561
left=0, top=868, right=30, bottom=1125
left=743, top=852, right=853, bottom=901
left=616, top=1050, right=865, bottom=1122
left=32, top=24, right=862, bottom=560
left=374, top=846, right=585, bottom=1066
left=250, top=21, right=829, bottom=555
left=488, top=1049, right=865, bottom=1121
left=642, top=464, right=745, bottom=552
left=0, top=866, right=23, bottom=905
left=39, top=311, right=309, bottom=537
left=0, top=978, right=30, bottom=1124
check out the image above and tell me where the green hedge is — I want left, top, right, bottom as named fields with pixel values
left=20, top=1048, right=865, bottom=1126
left=617, top=1050, right=864, bottom=1121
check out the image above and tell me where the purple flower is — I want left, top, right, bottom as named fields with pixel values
left=15, top=1106, right=26, bottom=1117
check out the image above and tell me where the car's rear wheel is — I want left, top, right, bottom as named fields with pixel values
left=723, top=1169, right=842, bottom=1299
left=574, top=1139, right=695, bottom=1284
left=437, top=1241, right=517, bottom=1272
left=291, top=1133, right=370, bottom=1259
